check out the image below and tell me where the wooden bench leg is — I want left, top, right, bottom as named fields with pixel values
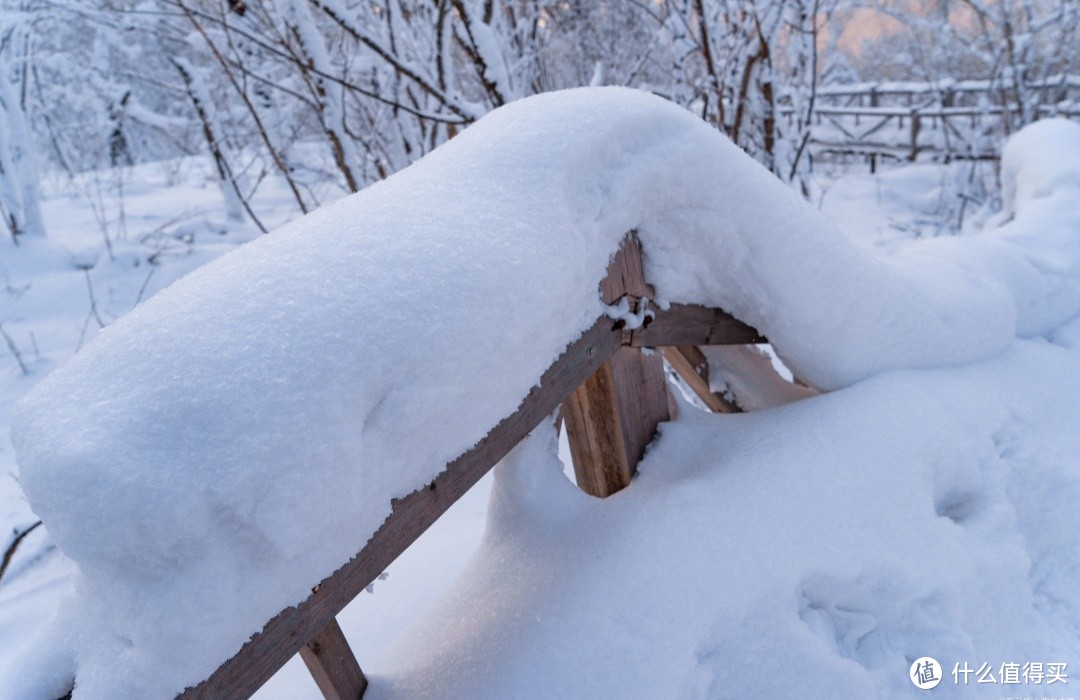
left=562, top=232, right=670, bottom=497
left=300, top=618, right=368, bottom=700
left=562, top=346, right=669, bottom=497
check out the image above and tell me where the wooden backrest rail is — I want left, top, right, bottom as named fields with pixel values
left=179, top=235, right=762, bottom=699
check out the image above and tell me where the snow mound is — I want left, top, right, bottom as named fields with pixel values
left=377, top=341, right=1080, bottom=699
left=1001, top=118, right=1080, bottom=220
left=369, top=118, right=1080, bottom=698
left=4, top=90, right=1079, bottom=698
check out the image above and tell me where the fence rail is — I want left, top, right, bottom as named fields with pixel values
left=817, top=74, right=1080, bottom=106
left=808, top=74, right=1080, bottom=169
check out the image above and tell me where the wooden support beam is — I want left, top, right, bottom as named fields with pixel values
left=609, top=348, right=670, bottom=470
left=561, top=359, right=627, bottom=496
left=299, top=619, right=367, bottom=700
left=598, top=234, right=651, bottom=304
left=562, top=234, right=670, bottom=497
left=633, top=303, right=765, bottom=348
left=661, top=346, right=739, bottom=414
left=562, top=347, right=669, bottom=496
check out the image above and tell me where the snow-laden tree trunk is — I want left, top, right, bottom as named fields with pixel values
left=776, top=0, right=821, bottom=196
left=172, top=57, right=264, bottom=230
left=658, top=0, right=822, bottom=190
left=0, top=51, right=44, bottom=240
left=276, top=0, right=363, bottom=192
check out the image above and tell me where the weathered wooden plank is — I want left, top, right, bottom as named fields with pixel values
left=634, top=303, right=765, bottom=348
left=599, top=234, right=650, bottom=304
left=178, top=317, right=624, bottom=699
left=609, top=347, right=670, bottom=470
left=562, top=356, right=629, bottom=496
left=299, top=618, right=367, bottom=700
left=562, top=346, right=670, bottom=497
left=661, top=346, right=739, bottom=414
left=563, top=233, right=670, bottom=497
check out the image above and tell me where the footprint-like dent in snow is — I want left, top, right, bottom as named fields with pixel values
left=934, top=488, right=984, bottom=525
left=797, top=571, right=970, bottom=672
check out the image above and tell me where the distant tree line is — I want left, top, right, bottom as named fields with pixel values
left=0, top=0, right=1076, bottom=238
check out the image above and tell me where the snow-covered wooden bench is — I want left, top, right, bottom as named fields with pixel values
left=179, top=233, right=764, bottom=699
left=15, top=89, right=1063, bottom=700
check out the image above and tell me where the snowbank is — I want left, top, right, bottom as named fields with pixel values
left=985, top=118, right=1080, bottom=336
left=1001, top=118, right=1080, bottom=220
left=376, top=341, right=1080, bottom=699
left=370, top=118, right=1080, bottom=698
left=4, top=89, right=1079, bottom=698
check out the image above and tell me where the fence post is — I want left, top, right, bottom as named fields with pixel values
left=562, top=234, right=670, bottom=497
left=909, top=110, right=921, bottom=161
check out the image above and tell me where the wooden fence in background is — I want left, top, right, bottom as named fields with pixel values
left=807, top=74, right=1080, bottom=170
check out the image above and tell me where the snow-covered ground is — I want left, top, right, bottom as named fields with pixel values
left=1, top=92, right=1078, bottom=699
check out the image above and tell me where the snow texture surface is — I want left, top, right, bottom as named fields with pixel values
left=4, top=90, right=1080, bottom=698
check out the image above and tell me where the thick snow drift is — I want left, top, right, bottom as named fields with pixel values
left=376, top=342, right=1080, bottom=699
left=1001, top=118, right=1080, bottom=221
left=371, top=120, right=1080, bottom=698
left=4, top=91, right=1079, bottom=698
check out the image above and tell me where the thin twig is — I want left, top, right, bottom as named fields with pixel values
left=84, top=270, right=106, bottom=329
left=135, top=267, right=156, bottom=306
left=0, top=322, right=28, bottom=375
left=75, top=310, right=93, bottom=353
left=0, top=520, right=42, bottom=586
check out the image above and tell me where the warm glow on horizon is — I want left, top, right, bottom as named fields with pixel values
left=834, top=8, right=906, bottom=56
